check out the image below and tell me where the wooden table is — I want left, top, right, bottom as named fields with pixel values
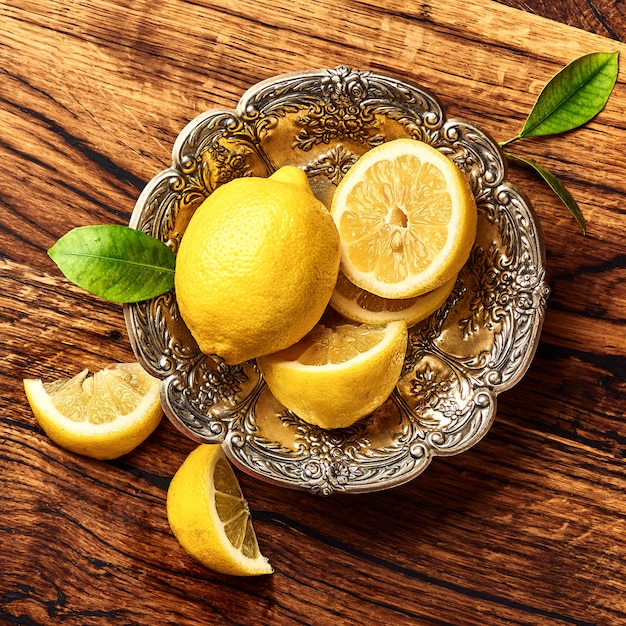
left=2, top=0, right=625, bottom=624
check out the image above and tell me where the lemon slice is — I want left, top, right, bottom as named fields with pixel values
left=257, top=319, right=408, bottom=429
left=330, top=270, right=457, bottom=327
left=331, top=137, right=477, bottom=298
left=167, top=444, right=273, bottom=576
left=23, top=363, right=162, bottom=460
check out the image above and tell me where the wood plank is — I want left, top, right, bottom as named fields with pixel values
left=2, top=0, right=626, bottom=623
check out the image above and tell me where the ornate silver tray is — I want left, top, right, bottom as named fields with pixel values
left=124, top=66, right=549, bottom=495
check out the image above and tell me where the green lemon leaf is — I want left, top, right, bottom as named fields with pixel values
left=506, top=152, right=586, bottom=235
left=48, top=225, right=176, bottom=302
left=519, top=51, right=619, bottom=139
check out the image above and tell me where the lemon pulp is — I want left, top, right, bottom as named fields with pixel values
left=331, top=138, right=477, bottom=299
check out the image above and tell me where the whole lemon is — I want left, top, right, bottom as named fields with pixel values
left=175, top=166, right=341, bottom=365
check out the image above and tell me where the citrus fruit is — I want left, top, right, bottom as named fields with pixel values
left=330, top=270, right=457, bottom=327
left=257, top=319, right=408, bottom=429
left=175, top=166, right=340, bottom=365
left=330, top=138, right=477, bottom=299
left=23, top=362, right=162, bottom=460
left=167, top=444, right=273, bottom=576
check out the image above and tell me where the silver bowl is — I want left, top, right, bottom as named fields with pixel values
left=124, top=66, right=549, bottom=495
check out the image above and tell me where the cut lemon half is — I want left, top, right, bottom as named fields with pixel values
left=167, top=444, right=273, bottom=576
left=331, top=137, right=477, bottom=299
left=257, top=319, right=408, bottom=429
left=330, top=271, right=457, bottom=327
left=23, top=362, right=162, bottom=460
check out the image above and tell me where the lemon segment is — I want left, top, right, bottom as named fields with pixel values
left=330, top=271, right=457, bottom=327
left=167, top=444, right=273, bottom=576
left=257, top=320, right=408, bottom=429
left=23, top=363, right=162, bottom=460
left=174, top=166, right=340, bottom=365
left=331, top=138, right=477, bottom=299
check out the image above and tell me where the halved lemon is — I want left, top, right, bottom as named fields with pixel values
left=330, top=270, right=457, bottom=327
left=23, top=362, right=162, bottom=460
left=257, top=319, right=408, bottom=430
left=167, top=444, right=273, bottom=576
left=331, top=137, right=477, bottom=299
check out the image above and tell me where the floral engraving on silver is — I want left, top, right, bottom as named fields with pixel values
left=124, top=66, right=549, bottom=495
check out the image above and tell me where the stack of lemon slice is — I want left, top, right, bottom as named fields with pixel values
left=330, top=137, right=476, bottom=316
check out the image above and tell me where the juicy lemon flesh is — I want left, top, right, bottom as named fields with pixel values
left=332, top=138, right=477, bottom=299
left=175, top=166, right=340, bottom=365
left=214, top=458, right=260, bottom=560
left=290, top=323, right=384, bottom=366
left=342, top=156, right=451, bottom=279
left=330, top=271, right=458, bottom=327
left=166, top=444, right=272, bottom=576
left=257, top=320, right=408, bottom=430
left=44, top=366, right=151, bottom=424
left=23, top=363, right=162, bottom=460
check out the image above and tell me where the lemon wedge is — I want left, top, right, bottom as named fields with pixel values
left=167, top=444, right=273, bottom=576
left=331, top=137, right=477, bottom=299
left=23, top=362, right=162, bottom=460
left=257, top=319, right=408, bottom=429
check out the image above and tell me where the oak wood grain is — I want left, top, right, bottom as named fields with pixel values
left=2, top=0, right=626, bottom=624
left=497, top=0, right=626, bottom=40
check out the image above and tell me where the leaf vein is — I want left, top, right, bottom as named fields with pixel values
left=60, top=251, right=175, bottom=274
